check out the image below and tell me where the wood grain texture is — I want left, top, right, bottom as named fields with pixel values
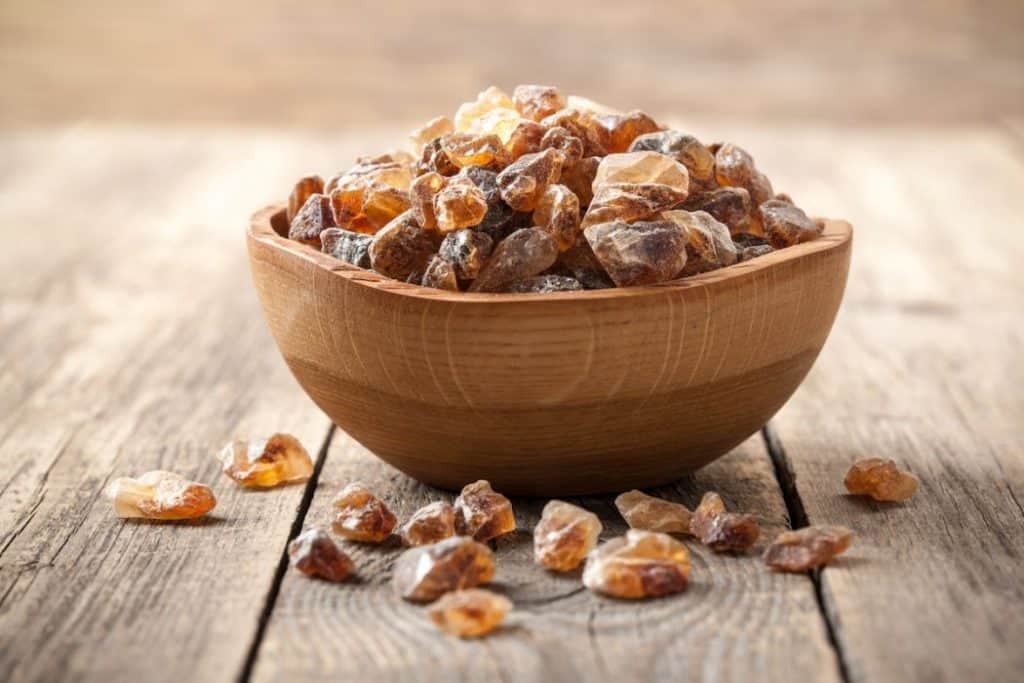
left=248, top=207, right=851, bottom=494
left=252, top=433, right=841, bottom=683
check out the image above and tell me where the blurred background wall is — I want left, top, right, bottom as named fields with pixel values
left=2, top=0, right=1022, bottom=130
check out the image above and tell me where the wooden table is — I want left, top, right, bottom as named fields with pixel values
left=1, top=120, right=1022, bottom=682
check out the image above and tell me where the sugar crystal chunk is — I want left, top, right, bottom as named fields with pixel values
left=454, top=86, right=515, bottom=132
left=614, top=490, right=691, bottom=534
left=533, top=184, right=581, bottom=252
left=629, top=131, right=716, bottom=190
left=683, top=187, right=753, bottom=235
left=427, top=588, right=512, bottom=638
left=433, top=175, right=488, bottom=233
left=594, top=110, right=661, bottom=154
left=760, top=199, right=824, bottom=248
left=410, top=171, right=447, bottom=231
left=534, top=500, right=602, bottom=571
left=400, top=501, right=457, bottom=547
left=582, top=183, right=688, bottom=229
left=320, top=227, right=373, bottom=268
left=540, top=126, right=584, bottom=168
left=410, top=116, right=455, bottom=153
left=288, top=528, right=354, bottom=582
left=421, top=255, right=459, bottom=290
left=332, top=482, right=398, bottom=543
left=468, top=228, right=558, bottom=293
left=690, top=492, right=760, bottom=552
left=106, top=470, right=215, bottom=520
left=438, top=229, right=494, bottom=280
left=368, top=211, right=439, bottom=280
left=453, top=479, right=516, bottom=541
left=592, top=152, right=689, bottom=191
left=583, top=219, right=688, bottom=287
left=287, top=175, right=325, bottom=222
left=496, top=148, right=564, bottom=212
left=560, top=156, right=600, bottom=208
left=288, top=194, right=337, bottom=245
left=763, top=525, right=852, bottom=572
left=582, top=529, right=690, bottom=599
left=844, top=458, right=919, bottom=502
left=393, top=535, right=496, bottom=602
left=506, top=274, right=584, bottom=293
left=219, top=433, right=314, bottom=488
left=505, top=119, right=546, bottom=159
left=662, top=210, right=738, bottom=276
left=440, top=132, right=512, bottom=172
left=541, top=108, right=608, bottom=157
left=513, top=84, right=567, bottom=122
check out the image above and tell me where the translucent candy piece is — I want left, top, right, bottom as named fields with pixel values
left=560, top=156, right=600, bottom=208
left=683, top=187, right=753, bottom=235
left=106, top=470, right=216, bottom=520
left=594, top=110, right=661, bottom=154
left=512, top=84, right=567, bottom=122
left=363, top=184, right=411, bottom=231
left=690, top=492, right=760, bottom=552
left=440, top=132, right=512, bottom=171
left=453, top=479, right=516, bottom=541
left=740, top=244, right=774, bottom=261
left=566, top=94, right=621, bottom=115
left=327, top=160, right=412, bottom=193
left=410, top=115, right=455, bottom=153
left=582, top=529, right=690, bottom=599
left=592, top=152, right=689, bottom=191
left=763, top=525, right=853, bottom=572
left=505, top=119, right=546, bottom=159
left=288, top=528, right=355, bottom=582
left=540, top=108, right=607, bottom=157
left=400, top=501, right=457, bottom=547
left=461, top=166, right=526, bottom=242
left=714, top=143, right=774, bottom=208
left=454, top=86, right=515, bottom=132
left=219, top=434, right=314, bottom=489
left=540, top=126, right=584, bottom=168
left=288, top=194, right=337, bottom=245
left=496, top=148, right=564, bottom=212
left=629, top=131, right=716, bottom=190
left=368, top=211, right=439, bottom=280
left=427, top=588, right=512, bottom=638
left=287, top=175, right=325, bottom=222
left=410, top=172, right=447, bottom=231
left=329, top=187, right=371, bottom=233
left=614, top=490, right=691, bottom=534
left=558, top=234, right=615, bottom=289
left=760, top=199, right=823, bottom=248
left=583, top=219, right=688, bottom=287
left=661, top=210, right=738, bottom=276
left=433, top=176, right=488, bottom=233
left=468, top=228, right=559, bottom=293
left=533, top=500, right=602, bottom=571
left=506, top=274, right=583, bottom=293
left=320, top=227, right=373, bottom=268
left=332, top=482, right=398, bottom=543
left=417, top=137, right=460, bottom=177
left=438, top=229, right=494, bottom=280
left=467, top=107, right=523, bottom=144
left=393, top=535, right=496, bottom=602
left=582, top=183, right=689, bottom=229
left=355, top=150, right=416, bottom=170
left=533, top=184, right=581, bottom=252
left=421, top=255, right=459, bottom=291
left=844, top=458, right=919, bottom=502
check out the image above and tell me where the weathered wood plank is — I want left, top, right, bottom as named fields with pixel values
left=763, top=128, right=1024, bottom=681
left=251, top=433, right=841, bottom=682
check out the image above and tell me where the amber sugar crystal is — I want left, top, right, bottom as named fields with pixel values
left=332, top=482, right=398, bottom=543
left=690, top=492, right=760, bottom=552
left=427, top=588, right=512, bottom=638
left=844, top=458, right=919, bottom=502
left=393, top=536, right=496, bottom=602
left=106, top=470, right=216, bottom=520
left=400, top=500, right=457, bottom=547
left=533, top=500, right=602, bottom=572
left=763, top=525, right=853, bottom=572
left=614, top=490, right=691, bottom=534
left=219, top=433, right=314, bottom=488
left=583, top=530, right=690, bottom=599
left=288, top=528, right=355, bottom=582
left=453, top=480, right=516, bottom=542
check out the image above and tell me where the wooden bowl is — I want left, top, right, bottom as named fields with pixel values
left=248, top=205, right=851, bottom=495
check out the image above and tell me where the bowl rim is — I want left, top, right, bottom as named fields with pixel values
left=249, top=203, right=852, bottom=303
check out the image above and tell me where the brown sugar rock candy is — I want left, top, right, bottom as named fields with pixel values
left=363, top=184, right=412, bottom=231
left=287, top=175, right=325, bottom=223
left=440, top=132, right=512, bottom=172
left=763, top=525, right=852, bottom=572
left=468, top=108, right=526, bottom=146
left=540, top=126, right=585, bottom=168
left=410, top=171, right=447, bottom=231
left=629, top=131, right=716, bottom=191
left=421, top=255, right=459, bottom=291
left=541, top=108, right=608, bottom=157
left=417, top=137, right=460, bottom=177
left=844, top=458, right=919, bottom=502
left=468, top=228, right=559, bottom=293
left=506, top=274, right=584, bottom=293
left=714, top=143, right=774, bottom=207
left=683, top=187, right=753, bottom=235
left=592, top=152, right=689, bottom=192
left=594, top=110, right=662, bottom=154
left=533, top=184, right=581, bottom=252
left=583, top=219, right=688, bottom=287
left=533, top=500, right=602, bottom=571
left=453, top=479, right=516, bottom=541
left=760, top=199, right=824, bottom=248
left=320, top=227, right=373, bottom=269
left=289, top=194, right=337, bottom=245
left=614, top=490, right=691, bottom=534
left=690, top=492, right=760, bottom=552
left=433, top=175, right=488, bottom=233
left=559, top=155, right=600, bottom=208
left=288, top=528, right=355, bottom=582
left=582, top=530, right=690, bottom=599
left=410, top=115, right=455, bottom=153
left=496, top=148, right=564, bottom=212
left=461, top=166, right=526, bottom=242
left=106, top=470, right=215, bottom=520
left=582, top=184, right=688, bottom=229
left=219, top=433, right=314, bottom=489
left=427, top=589, right=512, bottom=638
left=662, top=210, right=738, bottom=276
left=327, top=160, right=412, bottom=194
left=329, top=187, right=372, bottom=234
left=566, top=94, right=621, bottom=115
left=400, top=501, right=457, bottom=547
left=438, top=229, right=493, bottom=280
left=368, top=211, right=439, bottom=280
left=513, top=84, right=567, bottom=122
left=332, top=482, right=398, bottom=543
left=505, top=119, right=546, bottom=159
left=558, top=235, right=615, bottom=289
left=393, top=536, right=496, bottom=602
left=454, top=86, right=515, bottom=132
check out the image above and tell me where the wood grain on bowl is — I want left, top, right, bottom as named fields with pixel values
left=248, top=204, right=851, bottom=494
